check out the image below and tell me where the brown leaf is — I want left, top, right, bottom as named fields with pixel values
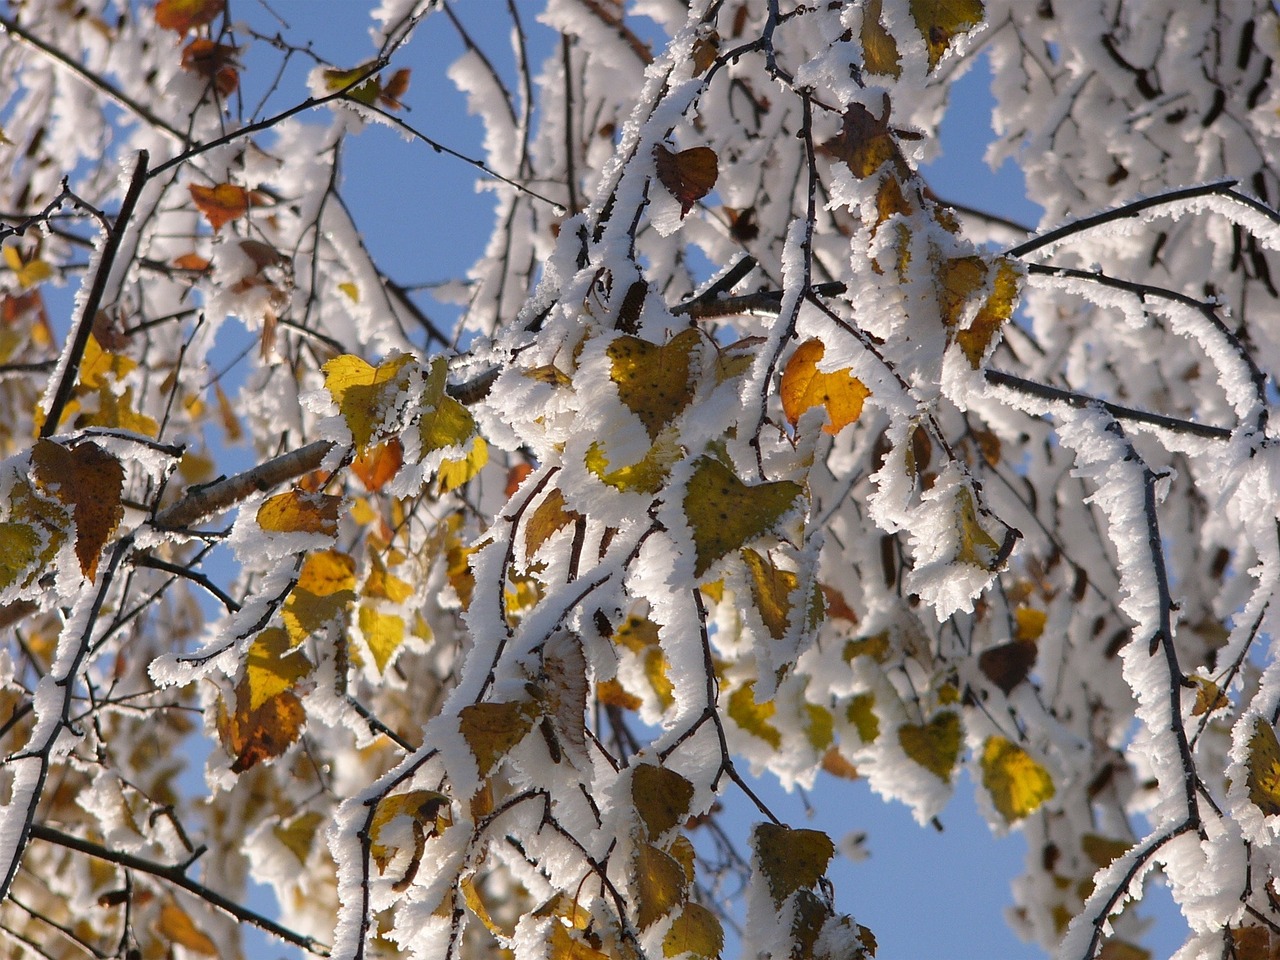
left=180, top=38, right=239, bottom=95
left=154, top=0, right=224, bottom=33
left=654, top=145, right=718, bottom=216
left=821, top=97, right=904, bottom=179
left=978, top=639, right=1037, bottom=695
left=190, top=182, right=249, bottom=232
left=31, top=439, right=124, bottom=580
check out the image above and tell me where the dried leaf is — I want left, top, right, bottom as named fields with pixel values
left=189, top=182, right=249, bottom=232
left=1191, top=676, right=1229, bottom=716
left=683, top=458, right=802, bottom=578
left=633, top=764, right=696, bottom=840
left=909, top=0, right=985, bottom=70
left=31, top=439, right=124, bottom=580
left=370, top=790, right=450, bottom=871
left=860, top=0, right=901, bottom=77
left=459, top=700, right=536, bottom=776
left=352, top=438, right=404, bottom=492
left=654, top=145, right=718, bottom=216
left=525, top=488, right=582, bottom=561
left=821, top=98, right=903, bottom=179
left=978, top=639, right=1037, bottom=695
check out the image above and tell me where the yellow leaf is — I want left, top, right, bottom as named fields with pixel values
left=548, top=917, right=612, bottom=960
left=273, top=810, right=325, bottom=865
left=77, top=334, right=135, bottom=390
left=244, top=627, right=312, bottom=711
left=957, top=258, right=1020, bottom=368
left=31, top=439, right=124, bottom=580
left=1014, top=606, right=1046, bottom=642
left=663, top=902, right=723, bottom=959
left=459, top=700, right=536, bottom=776
left=644, top=647, right=676, bottom=709
left=156, top=900, right=217, bottom=956
left=585, top=436, right=679, bottom=495
left=955, top=486, right=1001, bottom=569
left=780, top=339, right=869, bottom=435
left=322, top=353, right=415, bottom=451
left=321, top=64, right=383, bottom=105
left=633, top=843, right=687, bottom=930
left=369, top=790, right=450, bottom=871
left=461, top=875, right=511, bottom=938
left=189, top=182, right=249, bottom=232
left=633, top=764, right=696, bottom=840
left=420, top=395, right=479, bottom=457
left=598, top=678, right=642, bottom=710
left=728, top=680, right=781, bottom=749
left=607, top=329, right=700, bottom=439
left=214, top=382, right=242, bottom=442
left=523, top=363, right=573, bottom=386
left=899, top=711, right=961, bottom=781
left=257, top=489, right=341, bottom=537
left=843, top=632, right=891, bottom=663
left=860, top=0, right=901, bottom=77
left=683, top=458, right=802, bottom=578
left=936, top=255, right=988, bottom=329
left=437, top=437, right=488, bottom=493
left=752, top=823, right=834, bottom=907
left=654, top=145, right=718, bottom=216
left=980, top=736, right=1055, bottom=823
left=1247, top=717, right=1280, bottom=816
left=77, top=383, right=159, bottom=437
left=358, top=604, right=406, bottom=673
left=846, top=693, right=879, bottom=743
left=3, top=245, right=52, bottom=289
left=525, top=488, right=582, bottom=561
left=0, top=522, right=42, bottom=591
left=1191, top=676, right=1229, bottom=716
left=363, top=553, right=414, bottom=604
left=805, top=704, right=834, bottom=751
left=282, top=550, right=356, bottom=645
left=338, top=281, right=360, bottom=301
left=741, top=547, right=797, bottom=640
left=909, top=0, right=985, bottom=70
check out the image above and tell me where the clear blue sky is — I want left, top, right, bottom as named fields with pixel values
left=212, top=3, right=1189, bottom=958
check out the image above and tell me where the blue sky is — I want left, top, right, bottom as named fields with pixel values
left=197, top=3, right=1185, bottom=957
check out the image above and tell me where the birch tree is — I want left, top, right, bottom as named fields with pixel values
left=0, top=1, right=1279, bottom=959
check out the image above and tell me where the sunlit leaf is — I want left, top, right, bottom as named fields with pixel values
left=683, top=458, right=802, bottom=578
left=585, top=435, right=681, bottom=495
left=189, top=182, right=249, bottom=232
left=31, top=439, right=124, bottom=580
left=981, top=736, right=1055, bottom=823
left=256, top=489, right=341, bottom=537
left=369, top=790, right=450, bottom=871
left=437, top=437, right=488, bottom=493
left=2, top=245, right=52, bottom=289
left=181, top=38, right=239, bottom=94
left=633, top=764, right=696, bottom=840
left=935, top=255, right=988, bottom=329
left=1248, top=717, right=1280, bottom=816
left=525, top=488, right=582, bottom=561
left=741, top=547, right=796, bottom=640
left=608, top=329, right=700, bottom=439
left=909, top=0, right=985, bottom=70
left=663, top=902, right=723, bottom=959
left=654, top=145, right=718, bottom=216
left=322, top=353, right=415, bottom=451
left=780, top=339, right=870, bottom=435
left=955, top=486, right=1001, bottom=569
left=156, top=900, right=217, bottom=955
left=633, top=842, right=687, bottom=929
left=154, top=0, right=224, bottom=33
left=282, top=550, right=357, bottom=645
left=899, top=711, right=961, bottom=781
left=218, top=684, right=305, bottom=774
left=352, top=438, right=404, bottom=492
left=728, top=680, right=781, bottom=748
left=1190, top=676, right=1229, bottom=716
left=956, top=258, right=1020, bottom=368
left=358, top=604, right=406, bottom=674
left=0, top=522, right=42, bottom=592
left=752, top=823, right=834, bottom=907
left=860, top=0, right=901, bottom=77
left=460, top=700, right=536, bottom=776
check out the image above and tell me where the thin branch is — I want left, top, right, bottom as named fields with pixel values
left=28, top=823, right=329, bottom=956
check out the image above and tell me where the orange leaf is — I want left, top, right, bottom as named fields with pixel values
left=172, top=252, right=211, bottom=272
left=257, top=489, right=342, bottom=537
left=31, top=440, right=124, bottom=580
left=219, top=687, right=305, bottom=773
left=156, top=900, right=218, bottom=955
left=654, top=145, right=718, bottom=216
left=154, top=0, right=224, bottom=34
left=780, top=339, right=869, bottom=435
left=181, top=39, right=239, bottom=95
left=352, top=439, right=404, bottom=492
left=189, top=182, right=249, bottom=232
left=379, top=68, right=412, bottom=108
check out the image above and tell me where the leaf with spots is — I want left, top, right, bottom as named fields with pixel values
left=683, top=458, right=802, bottom=578
left=31, top=439, right=123, bottom=580
left=608, top=329, right=700, bottom=438
left=663, top=903, right=723, bottom=959
left=899, top=712, right=961, bottom=782
left=751, top=823, right=834, bottom=907
left=218, top=628, right=311, bottom=773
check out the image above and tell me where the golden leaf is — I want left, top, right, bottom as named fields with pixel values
left=633, top=843, right=687, bottom=929
left=909, top=0, right=985, bottom=70
left=154, top=0, right=224, bottom=33
left=352, top=439, right=404, bottom=492
left=585, top=435, right=680, bottom=495
left=256, top=489, right=341, bottom=537
left=358, top=604, right=406, bottom=674
left=936, top=255, right=988, bottom=329
left=189, top=182, right=249, bottom=232
left=1191, top=676, right=1229, bottom=716
left=980, top=736, right=1055, bottom=823
left=780, top=339, right=870, bottom=435
left=437, top=437, right=488, bottom=493
left=2, top=245, right=52, bottom=289
left=322, top=353, right=415, bottom=451
left=683, top=458, right=802, bottom=578
left=860, top=0, right=901, bottom=77
left=525, top=488, right=583, bottom=561
left=273, top=810, right=325, bottom=865
left=955, top=486, right=1002, bottom=569
left=244, top=627, right=312, bottom=711
left=218, top=686, right=305, bottom=773
left=1247, top=717, right=1280, bottom=816
left=607, top=328, right=700, bottom=439
left=741, top=547, right=796, bottom=640
left=31, top=439, right=124, bottom=580
left=956, top=258, right=1020, bottom=368
left=663, top=903, right=723, bottom=959
left=459, top=700, right=536, bottom=776
left=156, top=900, right=217, bottom=956
left=633, top=764, right=696, bottom=840
left=728, top=680, right=781, bottom=749
left=752, top=823, right=834, bottom=907
left=846, top=693, right=879, bottom=743
left=369, top=790, right=450, bottom=871
left=898, top=711, right=961, bottom=781
left=282, top=550, right=356, bottom=645
left=821, top=99, right=903, bottom=180
left=654, top=145, right=718, bottom=216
